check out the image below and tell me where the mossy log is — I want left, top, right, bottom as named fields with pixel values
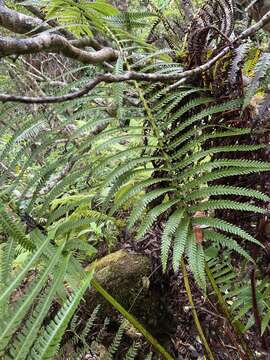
left=83, top=250, right=163, bottom=330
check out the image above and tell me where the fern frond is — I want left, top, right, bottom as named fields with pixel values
left=174, top=144, right=264, bottom=166
left=81, top=305, right=100, bottom=340
left=9, top=255, right=70, bottom=360
left=161, top=208, right=185, bottom=271
left=196, top=244, right=206, bottom=290
left=193, top=217, right=262, bottom=246
left=187, top=185, right=270, bottom=202
left=178, top=159, right=270, bottom=183
left=103, top=156, right=162, bottom=186
left=0, top=241, right=65, bottom=353
left=30, top=270, right=94, bottom=360
left=111, top=177, right=172, bottom=214
left=128, top=188, right=177, bottom=229
left=102, top=321, right=125, bottom=360
left=169, top=98, right=243, bottom=138
left=190, top=200, right=266, bottom=214
left=0, top=205, right=34, bottom=251
left=0, top=239, right=49, bottom=304
left=123, top=342, right=140, bottom=360
left=172, top=216, right=190, bottom=272
left=229, top=42, right=251, bottom=85
left=0, top=238, right=16, bottom=290
left=136, top=199, right=180, bottom=239
left=185, top=168, right=268, bottom=190
left=203, top=230, right=253, bottom=262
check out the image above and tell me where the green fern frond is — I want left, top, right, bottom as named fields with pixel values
left=169, top=98, right=243, bottom=138
left=168, top=127, right=251, bottom=153
left=0, top=238, right=16, bottom=290
left=172, top=216, right=190, bottom=272
left=8, top=255, right=70, bottom=360
left=104, top=168, right=154, bottom=207
left=155, top=88, right=202, bottom=116
left=136, top=199, right=180, bottom=239
left=144, top=352, right=153, bottom=360
left=111, top=177, right=172, bottom=214
left=29, top=270, right=94, bottom=360
left=174, top=144, right=264, bottom=166
left=0, top=236, right=50, bottom=308
left=162, top=97, right=213, bottom=132
left=190, top=200, right=266, bottom=214
left=178, top=159, right=270, bottom=183
left=196, top=244, right=206, bottom=290
left=102, top=321, right=125, bottom=360
left=102, top=156, right=162, bottom=186
left=0, top=206, right=34, bottom=251
left=161, top=208, right=185, bottom=271
left=123, top=342, right=140, bottom=360
left=81, top=305, right=100, bottom=340
left=186, top=233, right=205, bottom=288
left=193, top=217, right=262, bottom=247
left=39, top=169, right=89, bottom=215
left=204, top=230, right=253, bottom=262
left=128, top=188, right=177, bottom=229
left=185, top=168, right=268, bottom=190
left=187, top=185, right=270, bottom=202
left=0, top=241, right=65, bottom=354
left=47, top=196, right=93, bottom=225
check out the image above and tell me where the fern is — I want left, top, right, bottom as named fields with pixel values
left=172, top=216, right=190, bottom=272
left=243, top=52, right=270, bottom=110
left=29, top=270, right=94, bottom=360
left=102, top=321, right=125, bottom=360
left=8, top=255, right=70, bottom=360
left=0, top=242, right=66, bottom=353
left=193, top=217, right=262, bottom=246
left=161, top=208, right=185, bottom=271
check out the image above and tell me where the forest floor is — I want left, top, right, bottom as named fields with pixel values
left=117, top=224, right=270, bottom=360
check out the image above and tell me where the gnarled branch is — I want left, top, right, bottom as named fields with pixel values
left=0, top=34, right=118, bottom=64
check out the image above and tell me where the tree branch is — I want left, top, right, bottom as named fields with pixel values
left=0, top=1, right=115, bottom=55
left=1, top=10, right=270, bottom=104
left=0, top=34, right=118, bottom=64
left=0, top=46, right=230, bottom=103
left=0, top=5, right=49, bottom=34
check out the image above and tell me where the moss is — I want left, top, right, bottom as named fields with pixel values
left=84, top=250, right=153, bottom=318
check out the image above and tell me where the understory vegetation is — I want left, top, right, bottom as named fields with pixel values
left=1, top=0, right=270, bottom=358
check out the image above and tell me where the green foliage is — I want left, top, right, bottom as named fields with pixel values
left=0, top=213, right=94, bottom=359
left=243, top=52, right=270, bottom=110
left=1, top=0, right=270, bottom=356
left=92, top=83, right=269, bottom=288
left=207, top=252, right=270, bottom=336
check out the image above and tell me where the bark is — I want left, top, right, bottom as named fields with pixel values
left=0, top=5, right=49, bottom=34
left=0, top=34, right=118, bottom=64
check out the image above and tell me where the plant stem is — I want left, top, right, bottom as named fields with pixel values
left=181, top=258, right=216, bottom=360
left=91, top=278, right=174, bottom=360
left=205, top=263, right=255, bottom=360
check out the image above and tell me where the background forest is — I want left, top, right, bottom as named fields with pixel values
left=1, top=0, right=270, bottom=359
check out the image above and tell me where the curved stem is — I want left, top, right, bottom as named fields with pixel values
left=205, top=263, right=255, bottom=360
left=181, top=258, right=216, bottom=360
left=91, top=278, right=174, bottom=360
